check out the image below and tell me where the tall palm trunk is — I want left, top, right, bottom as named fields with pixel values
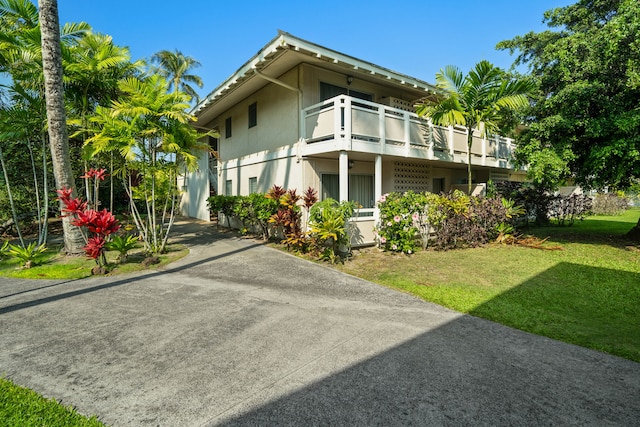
left=38, top=0, right=84, bottom=254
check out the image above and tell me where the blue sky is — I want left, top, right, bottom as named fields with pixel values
left=57, top=0, right=573, bottom=99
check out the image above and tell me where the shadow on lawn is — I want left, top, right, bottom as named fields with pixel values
left=521, top=217, right=639, bottom=247
left=469, top=262, right=640, bottom=362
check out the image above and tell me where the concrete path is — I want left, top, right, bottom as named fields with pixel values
left=1, top=220, right=639, bottom=426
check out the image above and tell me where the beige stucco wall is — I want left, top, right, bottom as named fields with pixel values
left=220, top=68, right=300, bottom=162
left=179, top=145, right=212, bottom=221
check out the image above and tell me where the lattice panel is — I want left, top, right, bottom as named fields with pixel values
left=393, top=162, right=430, bottom=193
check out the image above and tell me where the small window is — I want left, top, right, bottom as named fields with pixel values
left=225, top=117, right=232, bottom=138
left=249, top=177, right=258, bottom=194
left=321, top=174, right=340, bottom=201
left=321, top=173, right=374, bottom=208
left=225, top=180, right=232, bottom=195
left=248, top=102, right=257, bottom=128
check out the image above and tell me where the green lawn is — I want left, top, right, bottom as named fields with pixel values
left=0, top=377, right=105, bottom=427
left=339, top=208, right=640, bottom=362
left=0, top=245, right=189, bottom=280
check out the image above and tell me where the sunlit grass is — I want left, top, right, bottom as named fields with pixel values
left=0, top=377, right=106, bottom=427
left=0, top=244, right=189, bottom=280
left=339, top=208, right=640, bottom=362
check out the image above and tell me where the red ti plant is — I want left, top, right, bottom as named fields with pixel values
left=80, top=168, right=108, bottom=210
left=57, top=187, right=120, bottom=271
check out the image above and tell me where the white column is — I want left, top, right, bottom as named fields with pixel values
left=339, top=150, right=349, bottom=202
left=374, top=154, right=382, bottom=222
left=375, top=154, right=382, bottom=202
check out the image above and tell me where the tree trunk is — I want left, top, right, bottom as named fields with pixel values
left=38, top=0, right=84, bottom=254
left=626, top=217, right=640, bottom=243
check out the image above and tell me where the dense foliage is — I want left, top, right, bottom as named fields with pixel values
left=1, top=0, right=210, bottom=254
left=498, top=0, right=640, bottom=190
left=376, top=191, right=516, bottom=252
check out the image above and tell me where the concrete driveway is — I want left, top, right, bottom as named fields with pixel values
left=1, top=220, right=639, bottom=426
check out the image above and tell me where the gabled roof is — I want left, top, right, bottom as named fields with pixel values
left=192, top=31, right=439, bottom=126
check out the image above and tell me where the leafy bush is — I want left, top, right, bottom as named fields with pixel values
left=431, top=193, right=509, bottom=250
left=309, top=198, right=355, bottom=262
left=7, top=242, right=47, bottom=268
left=548, top=194, right=592, bottom=226
left=105, top=234, right=139, bottom=263
left=591, top=192, right=629, bottom=215
left=233, top=193, right=279, bottom=240
left=376, top=191, right=437, bottom=254
left=376, top=191, right=518, bottom=252
left=207, top=195, right=238, bottom=221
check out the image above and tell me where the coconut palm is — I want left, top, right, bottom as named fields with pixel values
left=150, top=49, right=203, bottom=103
left=417, top=60, right=534, bottom=194
left=38, top=0, right=84, bottom=254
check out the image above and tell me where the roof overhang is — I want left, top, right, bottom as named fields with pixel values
left=192, top=31, right=440, bottom=128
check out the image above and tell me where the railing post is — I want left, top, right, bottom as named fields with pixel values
left=448, top=125, right=454, bottom=155
left=379, top=105, right=386, bottom=154
left=482, top=134, right=487, bottom=166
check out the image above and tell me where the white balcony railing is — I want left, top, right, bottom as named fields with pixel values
left=301, top=95, right=516, bottom=168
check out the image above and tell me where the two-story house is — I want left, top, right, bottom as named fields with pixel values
left=181, top=31, right=526, bottom=244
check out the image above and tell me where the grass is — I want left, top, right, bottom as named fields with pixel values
left=0, top=377, right=106, bottom=427
left=0, top=244, right=189, bottom=280
left=338, top=208, right=640, bottom=362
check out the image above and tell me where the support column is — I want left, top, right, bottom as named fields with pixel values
left=339, top=150, right=349, bottom=202
left=374, top=154, right=382, bottom=222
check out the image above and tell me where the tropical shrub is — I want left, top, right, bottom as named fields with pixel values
left=308, top=198, right=355, bottom=263
left=548, top=194, right=592, bottom=226
left=232, top=193, right=279, bottom=240
left=57, top=187, right=120, bottom=273
left=591, top=192, right=629, bottom=216
left=432, top=194, right=508, bottom=249
left=376, top=191, right=439, bottom=254
left=207, top=195, right=238, bottom=226
left=105, top=234, right=139, bottom=263
left=376, top=191, right=519, bottom=252
left=7, top=241, right=47, bottom=268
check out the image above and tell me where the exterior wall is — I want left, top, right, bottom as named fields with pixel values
left=219, top=154, right=303, bottom=196
left=179, top=147, right=211, bottom=221
left=220, top=69, right=300, bottom=161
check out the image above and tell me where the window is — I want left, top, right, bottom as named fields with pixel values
left=225, top=117, right=232, bottom=138
left=321, top=174, right=340, bottom=201
left=248, top=102, right=257, bottom=128
left=320, top=82, right=373, bottom=102
left=350, top=175, right=374, bottom=208
left=321, top=173, right=374, bottom=209
left=249, top=177, right=258, bottom=194
left=225, top=180, right=232, bottom=195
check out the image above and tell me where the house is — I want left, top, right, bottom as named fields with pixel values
left=180, top=31, right=526, bottom=245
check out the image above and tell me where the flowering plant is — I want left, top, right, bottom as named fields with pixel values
left=57, top=186, right=120, bottom=272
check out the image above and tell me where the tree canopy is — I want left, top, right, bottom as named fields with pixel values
left=498, top=0, right=640, bottom=190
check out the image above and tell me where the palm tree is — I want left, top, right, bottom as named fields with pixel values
left=65, top=31, right=138, bottom=208
left=38, top=0, right=84, bottom=254
left=86, top=75, right=211, bottom=253
left=417, top=60, right=534, bottom=194
left=150, top=49, right=203, bottom=103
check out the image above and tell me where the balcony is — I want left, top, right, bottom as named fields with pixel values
left=302, top=95, right=516, bottom=169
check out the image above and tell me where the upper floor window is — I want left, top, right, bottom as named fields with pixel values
left=225, top=117, right=232, bottom=138
left=320, top=82, right=373, bottom=102
left=248, top=102, right=257, bottom=128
